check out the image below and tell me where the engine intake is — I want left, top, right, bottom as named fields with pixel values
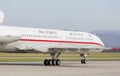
left=0, top=35, right=21, bottom=43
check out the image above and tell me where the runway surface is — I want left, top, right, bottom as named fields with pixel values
left=0, top=61, right=120, bottom=76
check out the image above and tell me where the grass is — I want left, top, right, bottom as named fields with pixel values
left=0, top=53, right=120, bottom=62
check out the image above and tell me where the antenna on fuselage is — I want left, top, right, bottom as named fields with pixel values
left=0, top=10, right=4, bottom=24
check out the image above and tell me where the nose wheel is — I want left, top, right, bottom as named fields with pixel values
left=80, top=54, right=88, bottom=64
left=81, top=59, right=87, bottom=64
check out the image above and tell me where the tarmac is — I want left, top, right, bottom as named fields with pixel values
left=0, top=61, right=120, bottom=76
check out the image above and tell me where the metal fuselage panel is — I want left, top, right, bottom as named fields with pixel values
left=0, top=40, right=104, bottom=53
left=0, top=26, right=104, bottom=53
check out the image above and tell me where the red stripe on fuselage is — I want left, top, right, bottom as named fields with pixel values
left=20, top=39, right=104, bottom=47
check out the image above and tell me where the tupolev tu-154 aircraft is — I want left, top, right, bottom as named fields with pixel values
left=0, top=11, right=117, bottom=66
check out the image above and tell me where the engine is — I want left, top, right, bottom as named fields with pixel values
left=0, top=35, right=21, bottom=43
left=0, top=10, right=4, bottom=24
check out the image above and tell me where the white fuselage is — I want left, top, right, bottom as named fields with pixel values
left=0, top=25, right=104, bottom=53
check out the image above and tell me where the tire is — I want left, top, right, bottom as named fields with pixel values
left=56, top=59, right=61, bottom=65
left=48, top=59, right=52, bottom=65
left=44, top=59, right=48, bottom=65
left=81, top=59, right=86, bottom=64
left=52, top=59, right=55, bottom=65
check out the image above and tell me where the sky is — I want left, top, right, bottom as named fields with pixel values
left=0, top=0, right=120, bottom=32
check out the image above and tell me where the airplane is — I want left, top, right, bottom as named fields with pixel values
left=0, top=11, right=117, bottom=66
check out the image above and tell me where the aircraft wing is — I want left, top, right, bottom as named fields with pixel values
left=15, top=43, right=105, bottom=53
left=15, top=43, right=77, bottom=53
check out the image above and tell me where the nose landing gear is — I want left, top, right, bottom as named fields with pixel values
left=80, top=54, right=88, bottom=64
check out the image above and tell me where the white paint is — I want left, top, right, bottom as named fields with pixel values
left=0, top=11, right=4, bottom=24
left=0, top=25, right=104, bottom=53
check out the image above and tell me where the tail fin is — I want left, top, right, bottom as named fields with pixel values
left=0, top=11, right=4, bottom=24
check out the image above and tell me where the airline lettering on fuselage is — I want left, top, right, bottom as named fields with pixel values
left=39, top=30, right=57, bottom=35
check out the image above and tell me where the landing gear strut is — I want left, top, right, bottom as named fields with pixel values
left=44, top=52, right=61, bottom=66
left=80, top=54, right=88, bottom=64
